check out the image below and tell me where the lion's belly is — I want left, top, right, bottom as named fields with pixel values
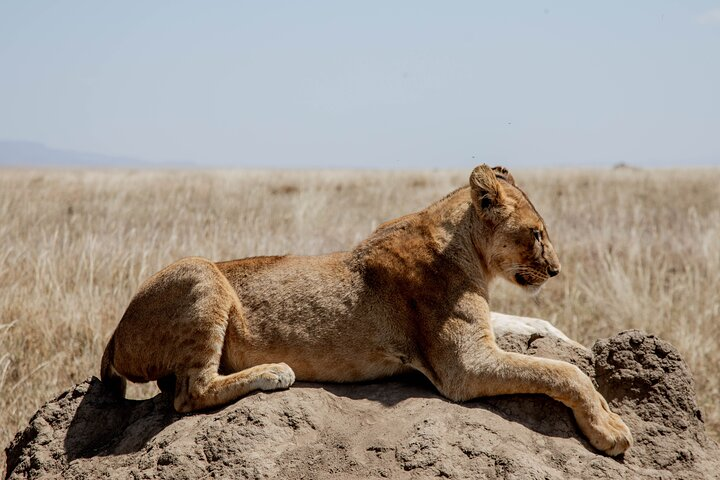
left=217, top=253, right=413, bottom=382
left=239, top=346, right=411, bottom=382
left=222, top=303, right=412, bottom=382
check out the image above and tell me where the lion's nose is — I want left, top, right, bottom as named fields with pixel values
left=547, top=265, right=560, bottom=277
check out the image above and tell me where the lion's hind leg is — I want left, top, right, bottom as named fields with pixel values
left=164, top=261, right=296, bottom=412
left=121, top=257, right=296, bottom=412
left=173, top=363, right=295, bottom=413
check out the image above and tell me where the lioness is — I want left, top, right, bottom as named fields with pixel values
left=101, top=165, right=632, bottom=455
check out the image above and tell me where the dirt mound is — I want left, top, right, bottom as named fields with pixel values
left=5, top=330, right=719, bottom=479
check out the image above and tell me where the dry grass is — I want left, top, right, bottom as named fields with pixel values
left=1, top=167, right=719, bottom=455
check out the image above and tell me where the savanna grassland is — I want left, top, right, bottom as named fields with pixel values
left=1, top=167, right=719, bottom=456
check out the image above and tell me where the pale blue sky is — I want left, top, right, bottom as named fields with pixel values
left=1, top=1, right=719, bottom=168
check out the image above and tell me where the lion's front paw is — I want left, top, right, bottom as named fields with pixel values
left=256, top=363, right=296, bottom=391
left=576, top=394, right=633, bottom=456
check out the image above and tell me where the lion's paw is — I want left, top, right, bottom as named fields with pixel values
left=256, top=363, right=296, bottom=391
left=577, top=394, right=633, bottom=456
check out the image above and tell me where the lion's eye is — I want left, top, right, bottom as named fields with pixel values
left=532, top=229, right=542, bottom=242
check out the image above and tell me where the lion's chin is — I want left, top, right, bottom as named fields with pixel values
left=513, top=273, right=544, bottom=295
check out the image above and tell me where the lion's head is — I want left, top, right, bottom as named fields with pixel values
left=469, top=164, right=561, bottom=293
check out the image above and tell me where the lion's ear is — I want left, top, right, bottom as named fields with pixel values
left=470, top=164, right=505, bottom=210
left=492, top=166, right=515, bottom=186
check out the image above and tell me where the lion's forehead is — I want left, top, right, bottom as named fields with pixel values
left=504, top=187, right=546, bottom=230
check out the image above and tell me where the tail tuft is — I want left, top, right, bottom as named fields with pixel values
left=100, top=335, right=127, bottom=398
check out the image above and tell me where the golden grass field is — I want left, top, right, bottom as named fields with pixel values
left=1, top=167, right=718, bottom=454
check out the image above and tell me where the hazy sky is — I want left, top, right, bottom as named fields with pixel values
left=1, top=1, right=719, bottom=168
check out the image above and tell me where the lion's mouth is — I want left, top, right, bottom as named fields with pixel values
left=514, top=272, right=545, bottom=288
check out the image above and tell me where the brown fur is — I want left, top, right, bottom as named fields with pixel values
left=101, top=164, right=632, bottom=455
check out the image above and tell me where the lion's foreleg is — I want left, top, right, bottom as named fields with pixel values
left=433, top=346, right=632, bottom=456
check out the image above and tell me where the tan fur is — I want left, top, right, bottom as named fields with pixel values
left=101, top=164, right=632, bottom=456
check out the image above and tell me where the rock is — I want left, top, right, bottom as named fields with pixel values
left=5, top=330, right=719, bottom=479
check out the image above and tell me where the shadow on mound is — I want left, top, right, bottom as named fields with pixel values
left=304, top=372, right=592, bottom=450
left=65, top=370, right=594, bottom=460
left=63, top=380, right=180, bottom=460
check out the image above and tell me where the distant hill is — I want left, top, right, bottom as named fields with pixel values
left=0, top=140, right=180, bottom=168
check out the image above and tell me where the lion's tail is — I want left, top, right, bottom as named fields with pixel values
left=100, top=334, right=127, bottom=399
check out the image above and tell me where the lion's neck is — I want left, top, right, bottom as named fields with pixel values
left=352, top=187, right=494, bottom=299
left=425, top=187, right=494, bottom=291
